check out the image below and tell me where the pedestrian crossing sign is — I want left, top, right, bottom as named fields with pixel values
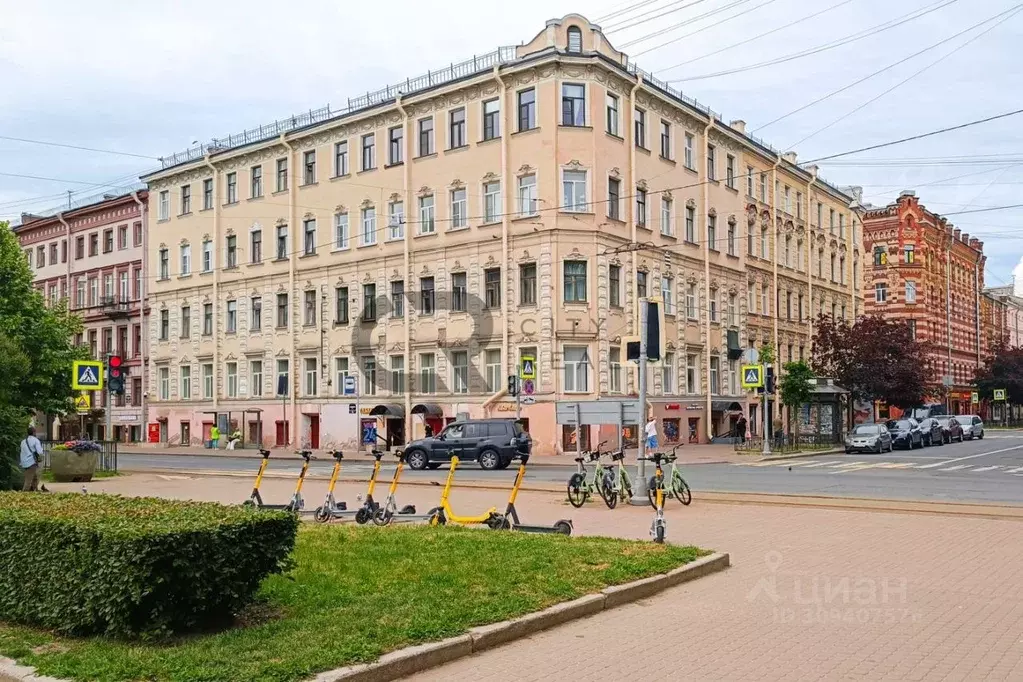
left=994, top=389, right=1007, bottom=401
left=741, top=364, right=764, bottom=389
left=75, top=393, right=91, bottom=414
left=520, top=356, right=536, bottom=380
left=72, top=360, right=104, bottom=391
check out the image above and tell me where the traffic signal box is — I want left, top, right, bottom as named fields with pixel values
left=107, top=355, right=125, bottom=394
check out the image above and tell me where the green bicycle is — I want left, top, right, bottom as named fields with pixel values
left=646, top=444, right=692, bottom=507
left=567, top=442, right=616, bottom=509
left=600, top=449, right=634, bottom=509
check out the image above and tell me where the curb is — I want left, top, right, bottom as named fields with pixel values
left=309, top=552, right=729, bottom=682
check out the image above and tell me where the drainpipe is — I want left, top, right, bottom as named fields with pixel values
left=974, top=262, right=981, bottom=366
left=805, top=172, right=816, bottom=344
left=395, top=95, right=412, bottom=438
left=770, top=154, right=782, bottom=430
left=945, top=237, right=953, bottom=388
left=57, top=213, right=71, bottom=309
left=281, top=134, right=297, bottom=445
left=702, top=118, right=714, bottom=442
left=203, top=155, right=221, bottom=428
left=494, top=66, right=511, bottom=419
left=131, top=191, right=147, bottom=438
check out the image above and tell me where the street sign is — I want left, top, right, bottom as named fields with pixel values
left=972, top=391, right=979, bottom=403
left=74, top=393, right=91, bottom=414
left=741, top=347, right=760, bottom=364
left=521, top=396, right=536, bottom=405
left=343, top=375, right=357, bottom=396
left=942, top=375, right=954, bottom=387
left=741, top=364, right=764, bottom=390
left=523, top=378, right=535, bottom=396
left=520, top=356, right=536, bottom=380
left=72, top=360, right=104, bottom=391
left=994, top=389, right=1007, bottom=401
left=348, top=404, right=357, bottom=414
left=556, top=399, right=642, bottom=426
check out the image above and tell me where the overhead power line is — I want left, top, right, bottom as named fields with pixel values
left=604, top=0, right=713, bottom=32
left=629, top=0, right=780, bottom=56
left=0, top=135, right=158, bottom=160
left=619, top=0, right=760, bottom=49
left=942, top=204, right=1023, bottom=217
left=596, top=0, right=666, bottom=23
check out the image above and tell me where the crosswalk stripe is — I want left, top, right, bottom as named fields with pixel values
left=830, top=461, right=867, bottom=469
left=874, top=462, right=916, bottom=469
left=1006, top=467, right=1023, bottom=473
left=939, top=465, right=973, bottom=471
left=800, top=461, right=842, bottom=468
left=971, top=465, right=1001, bottom=472
left=831, top=462, right=895, bottom=473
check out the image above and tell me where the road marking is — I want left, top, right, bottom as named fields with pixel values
left=938, top=465, right=973, bottom=471
left=915, top=444, right=1023, bottom=469
left=831, top=462, right=892, bottom=473
left=874, top=462, right=916, bottom=469
left=829, top=461, right=867, bottom=469
left=971, top=465, right=1002, bottom=473
left=1006, top=467, right=1023, bottom=474
left=800, top=461, right=842, bottom=468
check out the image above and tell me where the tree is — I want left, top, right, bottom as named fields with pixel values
left=811, top=314, right=930, bottom=413
left=779, top=360, right=815, bottom=438
left=974, top=343, right=1023, bottom=404
left=0, top=221, right=88, bottom=489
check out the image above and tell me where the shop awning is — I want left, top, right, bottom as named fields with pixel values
left=369, top=404, right=405, bottom=417
left=711, top=401, right=744, bottom=412
left=411, top=403, right=444, bottom=416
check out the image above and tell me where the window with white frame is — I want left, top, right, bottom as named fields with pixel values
left=709, top=288, right=718, bottom=322
left=451, top=350, right=469, bottom=394
left=202, top=363, right=214, bottom=399
left=728, top=293, right=737, bottom=326
left=303, top=218, right=316, bottom=255
left=485, top=349, right=501, bottom=393
left=158, top=191, right=169, bottom=220
left=418, top=195, right=434, bottom=234
left=709, top=356, right=720, bottom=395
left=727, top=221, right=736, bottom=256
left=390, top=355, right=405, bottom=394
left=388, top=201, right=405, bottom=240
left=761, top=225, right=769, bottom=260
left=608, top=177, right=621, bottom=220
left=636, top=188, right=647, bottom=227
left=227, top=362, right=238, bottom=398
left=334, top=141, right=348, bottom=176
left=362, top=356, right=377, bottom=396
left=276, top=224, right=288, bottom=260
left=875, top=282, right=887, bottom=303
left=746, top=166, right=754, bottom=196
left=484, top=181, right=501, bottom=223
left=563, top=170, right=587, bottom=212
left=609, top=347, right=622, bottom=393
left=660, top=120, right=671, bottom=159
left=685, top=205, right=695, bottom=242
left=684, top=133, right=694, bottom=169
left=686, top=283, right=697, bottom=320
left=605, top=93, right=619, bottom=135
left=450, top=188, right=467, bottom=228
left=661, top=276, right=674, bottom=314
left=158, top=367, right=169, bottom=400
left=660, top=197, right=672, bottom=236
left=563, top=346, right=590, bottom=392
left=180, top=365, right=192, bottom=399
left=662, top=352, right=675, bottom=394
left=301, top=358, right=317, bottom=397
left=561, top=83, right=586, bottom=126
left=419, top=353, right=436, bottom=394
left=905, top=280, right=917, bottom=303
left=707, top=214, right=716, bottom=250
left=361, top=207, right=377, bottom=245
left=179, top=244, right=191, bottom=275
left=518, top=175, right=537, bottom=216
left=250, top=360, right=263, bottom=397
left=685, top=354, right=699, bottom=394
left=748, top=283, right=756, bottom=314
left=202, top=239, right=212, bottom=272
left=564, top=260, right=587, bottom=303
left=334, top=357, right=349, bottom=396
left=334, top=213, right=349, bottom=249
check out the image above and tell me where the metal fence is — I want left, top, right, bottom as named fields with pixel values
left=734, top=433, right=841, bottom=455
left=40, top=440, right=118, bottom=472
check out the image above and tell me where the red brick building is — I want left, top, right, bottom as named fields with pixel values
left=862, top=191, right=990, bottom=415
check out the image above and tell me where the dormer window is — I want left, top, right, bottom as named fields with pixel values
left=567, top=26, right=582, bottom=53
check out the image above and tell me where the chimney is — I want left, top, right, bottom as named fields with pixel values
left=782, top=151, right=798, bottom=164
left=806, top=164, right=819, bottom=177
left=953, top=228, right=961, bottom=241
left=970, top=237, right=980, bottom=249
left=729, top=120, right=746, bottom=134
left=962, top=232, right=970, bottom=243
left=977, top=240, right=984, bottom=251
left=899, top=190, right=916, bottom=199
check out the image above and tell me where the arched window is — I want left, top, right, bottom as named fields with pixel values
left=567, top=26, right=583, bottom=53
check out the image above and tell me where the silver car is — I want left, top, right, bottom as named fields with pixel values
left=957, top=415, right=985, bottom=440
left=845, top=423, right=894, bottom=454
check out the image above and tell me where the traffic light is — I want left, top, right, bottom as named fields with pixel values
left=507, top=375, right=520, bottom=396
left=624, top=299, right=667, bottom=363
left=765, top=366, right=775, bottom=395
left=107, top=355, right=125, bottom=395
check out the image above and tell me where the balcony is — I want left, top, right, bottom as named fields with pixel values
left=100, top=296, right=132, bottom=320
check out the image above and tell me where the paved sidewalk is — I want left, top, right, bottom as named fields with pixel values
left=49, top=473, right=1023, bottom=681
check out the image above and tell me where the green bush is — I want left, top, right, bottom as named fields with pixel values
left=0, top=492, right=298, bottom=639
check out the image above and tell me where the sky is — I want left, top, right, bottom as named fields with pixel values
left=2, top=0, right=1022, bottom=288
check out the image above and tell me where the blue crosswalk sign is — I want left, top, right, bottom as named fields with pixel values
left=72, top=360, right=104, bottom=391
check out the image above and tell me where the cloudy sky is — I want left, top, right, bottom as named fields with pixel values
left=2, top=0, right=1021, bottom=286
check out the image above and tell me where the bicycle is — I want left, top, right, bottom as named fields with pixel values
left=645, top=444, right=692, bottom=507
left=639, top=452, right=671, bottom=543
left=566, top=441, right=616, bottom=509
left=601, top=449, right=634, bottom=509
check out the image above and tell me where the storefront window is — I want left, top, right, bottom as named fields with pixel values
left=662, top=418, right=681, bottom=443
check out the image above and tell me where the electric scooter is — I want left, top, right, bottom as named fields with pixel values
left=428, top=455, right=501, bottom=527
left=371, top=449, right=435, bottom=525
left=491, top=454, right=572, bottom=535
left=244, top=449, right=313, bottom=512
left=313, top=450, right=350, bottom=522
left=314, top=449, right=387, bottom=523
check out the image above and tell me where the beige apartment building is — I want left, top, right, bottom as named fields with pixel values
left=142, top=14, right=860, bottom=455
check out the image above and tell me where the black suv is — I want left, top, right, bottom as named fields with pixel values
left=403, top=419, right=531, bottom=471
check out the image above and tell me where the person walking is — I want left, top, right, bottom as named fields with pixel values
left=20, top=426, right=44, bottom=492
left=645, top=417, right=658, bottom=451
left=736, top=415, right=748, bottom=444
left=209, top=425, right=220, bottom=449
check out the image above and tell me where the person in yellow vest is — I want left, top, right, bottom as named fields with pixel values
left=209, top=425, right=220, bottom=449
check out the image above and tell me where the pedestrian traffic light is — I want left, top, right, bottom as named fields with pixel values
left=765, top=366, right=775, bottom=394
left=507, top=375, right=520, bottom=396
left=107, top=355, right=125, bottom=395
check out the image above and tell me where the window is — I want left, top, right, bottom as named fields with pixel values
left=418, top=195, right=435, bottom=234
left=661, top=198, right=672, bottom=236
left=839, top=213, right=846, bottom=239
left=839, top=256, right=846, bottom=284
left=390, top=355, right=405, bottom=394
left=332, top=213, right=349, bottom=250
left=561, top=83, right=586, bottom=126
left=685, top=205, right=695, bottom=242
left=607, top=177, right=621, bottom=220
left=226, top=172, right=237, bottom=203
left=420, top=353, right=436, bottom=394
left=686, top=283, right=697, bottom=320
left=485, top=268, right=501, bottom=308
left=662, top=353, right=676, bottom=394
left=179, top=244, right=191, bottom=275
left=784, top=236, right=792, bottom=267
left=227, top=362, right=239, bottom=398
left=684, top=133, right=694, bottom=169
left=387, top=126, right=403, bottom=165
left=606, top=94, right=619, bottom=135
left=304, top=290, right=316, bottom=326
left=726, top=155, right=735, bottom=189
left=418, top=117, right=436, bottom=156
left=727, top=221, right=736, bottom=256
left=361, top=133, right=375, bottom=171
left=203, top=179, right=213, bottom=210
left=798, top=294, right=805, bottom=321
left=362, top=283, right=377, bottom=321
left=760, top=173, right=767, bottom=202
left=796, top=191, right=803, bottom=219
left=661, top=276, right=674, bottom=315
left=276, top=224, right=288, bottom=260
left=115, top=225, right=127, bottom=251
left=660, top=120, right=671, bottom=158
left=158, top=248, right=168, bottom=279
left=829, top=208, right=836, bottom=234
left=875, top=282, right=888, bottom=303
left=709, top=288, right=718, bottom=322
left=159, top=310, right=169, bottom=341
left=610, top=264, right=621, bottom=307
left=517, top=88, right=536, bottom=131
left=484, top=182, right=501, bottom=223
left=686, top=354, right=699, bottom=394
left=784, top=185, right=791, bottom=213
left=276, top=293, right=289, bottom=328
left=567, top=25, right=582, bottom=52
left=564, top=261, right=587, bottom=303
left=449, top=109, right=465, bottom=149
left=638, top=271, right=648, bottom=299
left=709, top=357, right=720, bottom=395
left=334, top=287, right=349, bottom=324
left=830, top=253, right=837, bottom=282
left=202, top=364, right=214, bottom=399
left=202, top=303, right=213, bottom=335
left=226, top=300, right=237, bottom=333
left=520, top=264, right=537, bottom=306
left=903, top=244, right=915, bottom=264
left=303, top=358, right=318, bottom=397
left=202, top=239, right=213, bottom=272
left=906, top=281, right=917, bottom=303
left=634, top=108, right=646, bottom=148
left=517, top=174, right=538, bottom=216
left=451, top=351, right=469, bottom=394
left=251, top=165, right=263, bottom=197
left=761, top=284, right=769, bottom=315
left=786, top=291, right=792, bottom=320
left=388, top=201, right=405, bottom=240
left=563, top=170, right=587, bottom=212
left=180, top=365, right=192, bottom=399
left=61, top=239, right=68, bottom=263
left=118, top=272, right=129, bottom=302
left=907, top=320, right=916, bottom=341
left=636, top=188, right=647, bottom=227
left=276, top=359, right=290, bottom=396
left=707, top=145, right=716, bottom=180
left=563, top=346, right=590, bottom=392
left=276, top=158, right=288, bottom=192
left=451, top=272, right=467, bottom=312
left=484, top=349, right=501, bottom=393
left=609, top=347, right=622, bottom=393
left=482, top=99, right=500, bottom=140
left=748, top=221, right=755, bottom=255
left=250, top=229, right=262, bottom=263
left=818, top=248, right=824, bottom=277
left=158, top=190, right=169, bottom=220
left=873, top=245, right=889, bottom=266
left=156, top=366, right=170, bottom=400
left=450, top=188, right=467, bottom=228
left=89, top=277, right=98, bottom=306
left=420, top=277, right=435, bottom=315
left=226, top=234, right=238, bottom=267
left=391, top=281, right=404, bottom=318
left=707, top=214, right=717, bottom=250
left=331, top=357, right=350, bottom=396
left=180, top=305, right=191, bottom=339
left=334, top=141, right=348, bottom=176
left=103, top=273, right=114, bottom=300
left=361, top=207, right=377, bottom=245
left=746, top=166, right=754, bottom=196
left=34, top=246, right=44, bottom=268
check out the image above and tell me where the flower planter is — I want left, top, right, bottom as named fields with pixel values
left=49, top=450, right=98, bottom=483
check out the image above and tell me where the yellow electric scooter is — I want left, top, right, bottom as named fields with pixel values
left=244, top=449, right=313, bottom=512
left=491, top=454, right=572, bottom=535
left=314, top=449, right=387, bottom=523
left=371, top=449, right=435, bottom=525
left=428, top=455, right=500, bottom=527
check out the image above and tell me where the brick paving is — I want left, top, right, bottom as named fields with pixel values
left=50, top=474, right=1023, bottom=681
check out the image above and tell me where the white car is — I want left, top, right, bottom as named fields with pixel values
left=957, top=415, right=985, bottom=440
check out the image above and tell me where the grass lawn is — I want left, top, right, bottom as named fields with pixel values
left=0, top=524, right=708, bottom=682
left=40, top=470, right=120, bottom=483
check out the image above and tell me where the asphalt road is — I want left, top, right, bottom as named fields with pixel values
left=116, top=432, right=1023, bottom=504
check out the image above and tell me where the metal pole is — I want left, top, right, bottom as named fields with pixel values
left=762, top=379, right=771, bottom=457
left=574, top=403, right=582, bottom=462
left=355, top=384, right=362, bottom=454
left=105, top=385, right=112, bottom=444
left=631, top=300, right=650, bottom=506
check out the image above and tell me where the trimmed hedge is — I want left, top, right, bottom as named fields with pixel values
left=0, top=492, right=298, bottom=639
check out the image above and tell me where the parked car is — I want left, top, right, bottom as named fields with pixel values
left=844, top=423, right=893, bottom=454
left=957, top=414, right=985, bottom=440
left=402, top=419, right=531, bottom=471
left=916, top=418, right=945, bottom=447
left=886, top=419, right=924, bottom=449
left=935, top=416, right=965, bottom=443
